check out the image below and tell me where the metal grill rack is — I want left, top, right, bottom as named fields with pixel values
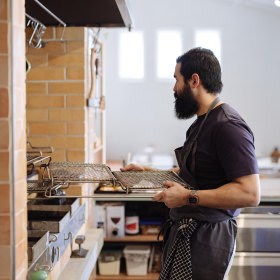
left=49, top=162, right=116, bottom=184
left=26, top=141, right=54, bottom=176
left=27, top=161, right=190, bottom=198
left=112, top=171, right=191, bottom=193
left=27, top=152, right=42, bottom=165
left=27, top=180, right=51, bottom=193
left=27, top=162, right=120, bottom=199
left=27, top=154, right=52, bottom=166
left=27, top=141, right=54, bottom=154
left=27, top=179, right=68, bottom=199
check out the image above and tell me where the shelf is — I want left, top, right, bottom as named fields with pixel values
left=94, top=193, right=157, bottom=201
left=58, top=229, right=104, bottom=280
left=96, top=272, right=159, bottom=280
left=104, top=234, right=162, bottom=243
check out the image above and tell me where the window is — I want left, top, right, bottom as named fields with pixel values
left=195, top=30, right=221, bottom=63
left=157, top=30, right=182, bottom=79
left=119, top=31, right=144, bottom=79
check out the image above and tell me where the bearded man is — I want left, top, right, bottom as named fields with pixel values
left=121, top=47, right=260, bottom=280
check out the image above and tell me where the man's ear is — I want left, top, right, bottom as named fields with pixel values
left=191, top=73, right=200, bottom=88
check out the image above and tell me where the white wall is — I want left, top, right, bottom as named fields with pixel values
left=103, top=0, right=280, bottom=162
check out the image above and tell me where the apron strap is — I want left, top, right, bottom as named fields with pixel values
left=183, top=97, right=220, bottom=178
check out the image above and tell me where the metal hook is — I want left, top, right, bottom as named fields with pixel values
left=26, top=13, right=46, bottom=49
left=33, top=0, right=66, bottom=41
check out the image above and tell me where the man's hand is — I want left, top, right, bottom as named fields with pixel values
left=152, top=181, right=189, bottom=208
left=120, top=163, right=145, bottom=172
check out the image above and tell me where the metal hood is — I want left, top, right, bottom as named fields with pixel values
left=25, top=0, right=133, bottom=30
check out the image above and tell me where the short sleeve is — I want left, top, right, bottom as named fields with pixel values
left=215, top=121, right=259, bottom=181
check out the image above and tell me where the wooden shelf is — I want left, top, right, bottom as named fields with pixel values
left=96, top=272, right=159, bottom=280
left=104, top=234, right=162, bottom=243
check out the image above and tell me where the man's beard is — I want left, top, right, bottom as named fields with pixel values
left=174, top=83, right=199, bottom=119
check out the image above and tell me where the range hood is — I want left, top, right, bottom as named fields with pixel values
left=25, top=0, right=133, bottom=29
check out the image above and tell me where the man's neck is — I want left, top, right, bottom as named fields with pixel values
left=196, top=94, right=222, bottom=116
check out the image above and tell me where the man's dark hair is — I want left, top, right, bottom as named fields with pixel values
left=176, top=47, right=223, bottom=94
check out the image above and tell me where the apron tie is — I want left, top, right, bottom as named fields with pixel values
left=159, top=218, right=199, bottom=280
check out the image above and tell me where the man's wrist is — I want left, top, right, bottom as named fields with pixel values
left=187, top=189, right=199, bottom=206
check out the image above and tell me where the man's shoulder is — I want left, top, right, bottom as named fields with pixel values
left=215, top=103, right=244, bottom=123
left=210, top=103, right=250, bottom=131
left=212, top=103, right=254, bottom=139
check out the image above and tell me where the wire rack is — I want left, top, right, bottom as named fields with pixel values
left=27, top=179, right=69, bottom=198
left=112, top=171, right=190, bottom=191
left=49, top=162, right=116, bottom=183
left=27, top=180, right=53, bottom=193
left=27, top=154, right=42, bottom=165
left=27, top=161, right=191, bottom=198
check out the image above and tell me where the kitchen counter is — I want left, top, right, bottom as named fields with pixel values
left=260, top=178, right=280, bottom=202
left=58, top=228, right=103, bottom=280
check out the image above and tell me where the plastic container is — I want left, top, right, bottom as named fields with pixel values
left=123, top=245, right=151, bottom=276
left=98, top=250, right=122, bottom=275
left=125, top=216, right=139, bottom=235
left=140, top=220, right=162, bottom=235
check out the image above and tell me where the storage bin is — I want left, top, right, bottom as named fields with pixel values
left=98, top=250, right=122, bottom=275
left=123, top=245, right=151, bottom=275
left=139, top=219, right=163, bottom=235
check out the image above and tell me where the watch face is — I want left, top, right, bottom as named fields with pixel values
left=189, top=196, right=198, bottom=204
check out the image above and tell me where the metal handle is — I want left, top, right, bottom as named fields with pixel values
left=64, top=231, right=73, bottom=241
left=49, top=234, right=58, bottom=243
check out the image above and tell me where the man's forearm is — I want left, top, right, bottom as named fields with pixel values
left=152, top=174, right=260, bottom=209
left=143, top=166, right=180, bottom=173
left=197, top=174, right=260, bottom=209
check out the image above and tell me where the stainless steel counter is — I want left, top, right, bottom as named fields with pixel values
left=228, top=205, right=280, bottom=280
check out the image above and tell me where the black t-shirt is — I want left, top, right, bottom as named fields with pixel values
left=187, top=103, right=258, bottom=189
left=170, top=103, right=259, bottom=221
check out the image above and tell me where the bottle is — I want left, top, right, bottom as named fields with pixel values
left=270, top=147, right=279, bottom=163
left=30, top=270, right=48, bottom=280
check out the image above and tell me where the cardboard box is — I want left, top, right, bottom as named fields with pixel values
left=94, top=203, right=107, bottom=237
left=106, top=204, right=125, bottom=238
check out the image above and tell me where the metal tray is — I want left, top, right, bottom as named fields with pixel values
left=28, top=231, right=49, bottom=262
left=49, top=162, right=116, bottom=183
left=112, top=170, right=190, bottom=191
left=28, top=210, right=71, bottom=233
left=27, top=198, right=80, bottom=216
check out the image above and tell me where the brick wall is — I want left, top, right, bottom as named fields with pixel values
left=25, top=27, right=102, bottom=277
left=26, top=27, right=89, bottom=162
left=0, top=0, right=27, bottom=279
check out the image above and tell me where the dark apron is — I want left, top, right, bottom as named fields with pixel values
left=162, top=98, right=237, bottom=280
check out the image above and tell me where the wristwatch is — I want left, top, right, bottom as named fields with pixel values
left=188, top=190, right=199, bottom=205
